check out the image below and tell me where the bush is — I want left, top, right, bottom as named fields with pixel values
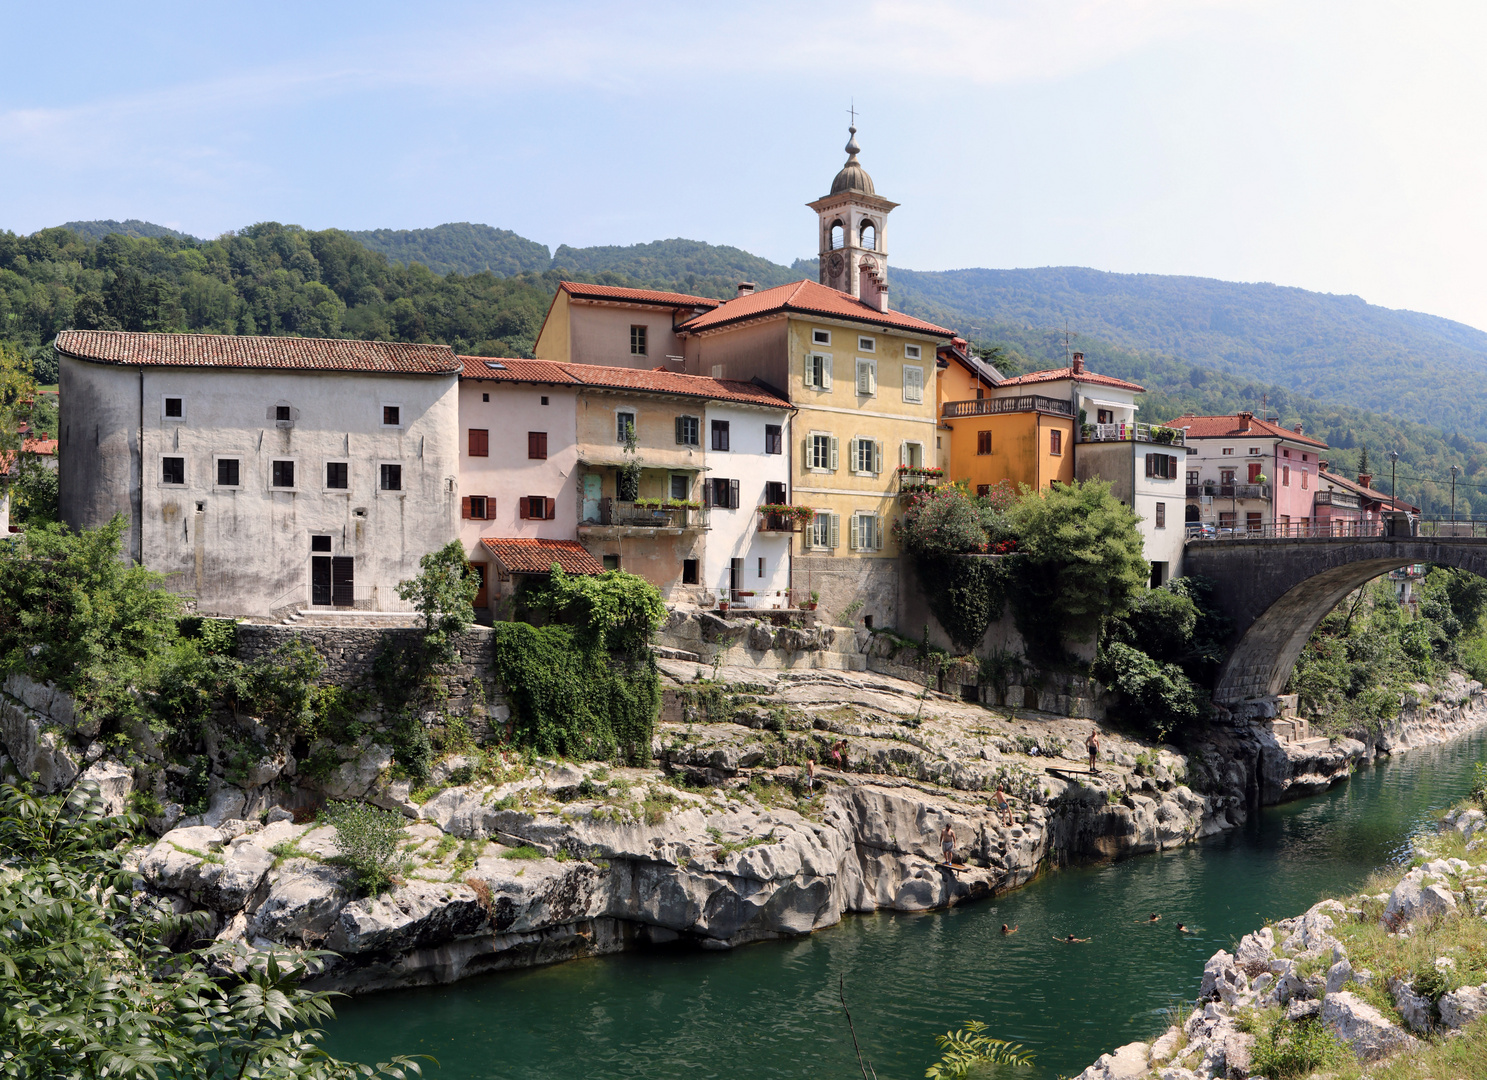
left=1095, top=641, right=1202, bottom=742
left=396, top=539, right=478, bottom=661
left=525, top=567, right=667, bottom=654
left=1249, top=1015, right=1348, bottom=1079
left=324, top=800, right=406, bottom=897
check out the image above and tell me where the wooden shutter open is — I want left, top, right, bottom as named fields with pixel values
left=829, top=435, right=839, bottom=471
left=829, top=513, right=840, bottom=549
left=518, top=497, right=530, bottom=520
left=703, top=482, right=714, bottom=508
left=729, top=479, right=740, bottom=509
left=461, top=496, right=471, bottom=519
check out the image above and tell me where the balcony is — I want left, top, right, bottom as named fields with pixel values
left=1079, top=421, right=1185, bottom=446
left=1190, top=483, right=1272, bottom=500
left=1314, top=489, right=1362, bottom=510
left=758, top=506, right=812, bottom=533
left=896, top=466, right=944, bottom=497
left=942, top=395, right=1073, bottom=419
left=582, top=499, right=709, bottom=535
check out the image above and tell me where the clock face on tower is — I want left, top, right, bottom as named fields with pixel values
left=828, top=252, right=844, bottom=274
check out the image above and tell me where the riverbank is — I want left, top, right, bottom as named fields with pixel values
left=103, top=661, right=1487, bottom=994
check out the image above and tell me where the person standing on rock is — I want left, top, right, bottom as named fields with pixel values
left=805, top=758, right=816, bottom=793
left=940, top=821, right=956, bottom=866
left=995, top=784, right=1012, bottom=827
left=1086, top=730, right=1100, bottom=774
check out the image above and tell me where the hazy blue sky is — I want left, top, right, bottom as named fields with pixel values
left=5, top=1, right=1486, bottom=328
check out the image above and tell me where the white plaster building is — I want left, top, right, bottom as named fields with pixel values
left=701, top=400, right=793, bottom=607
left=55, top=331, right=462, bottom=618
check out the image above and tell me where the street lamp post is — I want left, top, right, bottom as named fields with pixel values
left=1451, top=464, right=1460, bottom=524
left=1389, top=451, right=1400, bottom=537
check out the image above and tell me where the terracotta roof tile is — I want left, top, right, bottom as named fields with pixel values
left=480, top=538, right=605, bottom=575
left=678, top=279, right=954, bottom=337
left=1164, top=414, right=1328, bottom=448
left=996, top=366, right=1145, bottom=392
left=54, top=331, right=460, bottom=375
left=458, top=357, right=792, bottom=409
left=22, top=438, right=56, bottom=456
left=559, top=281, right=720, bottom=309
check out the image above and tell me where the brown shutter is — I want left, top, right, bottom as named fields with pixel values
left=485, top=497, right=495, bottom=520
left=461, top=496, right=471, bottom=519
left=469, top=429, right=489, bottom=457
left=1145, top=454, right=1154, bottom=477
left=518, top=497, right=530, bottom=520
left=528, top=431, right=547, bottom=460
left=729, top=478, right=740, bottom=509
left=703, top=481, right=714, bottom=508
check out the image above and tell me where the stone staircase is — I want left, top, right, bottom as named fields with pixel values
left=1265, top=695, right=1334, bottom=753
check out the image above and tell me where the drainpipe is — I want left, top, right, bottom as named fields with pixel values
left=137, top=369, right=144, bottom=564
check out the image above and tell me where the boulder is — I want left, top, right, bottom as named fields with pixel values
left=1198, top=950, right=1236, bottom=1000
left=80, top=759, right=134, bottom=816
left=2, top=673, right=91, bottom=735
left=328, top=881, right=489, bottom=955
left=265, top=806, right=295, bottom=824
left=1234, top=926, right=1274, bottom=971
left=321, top=745, right=393, bottom=801
left=138, top=827, right=272, bottom=913
left=1074, top=1041, right=1149, bottom=1080
left=1285, top=998, right=1320, bottom=1022
left=0, top=696, right=79, bottom=792
left=1324, top=957, right=1356, bottom=994
left=1387, top=976, right=1435, bottom=1033
left=1438, top=982, right=1487, bottom=1029
left=747, top=624, right=776, bottom=651
left=1320, top=990, right=1418, bottom=1060
left=1384, top=875, right=1457, bottom=926
left=249, top=866, right=348, bottom=942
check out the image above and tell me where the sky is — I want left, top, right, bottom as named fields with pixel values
left=4, top=0, right=1487, bottom=328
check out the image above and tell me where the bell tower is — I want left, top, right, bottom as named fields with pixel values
left=807, top=124, right=899, bottom=310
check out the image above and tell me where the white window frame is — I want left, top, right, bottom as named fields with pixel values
left=810, top=510, right=840, bottom=551
left=377, top=460, right=405, bottom=493
left=903, top=343, right=922, bottom=361
left=901, top=440, right=925, bottom=469
left=268, top=457, right=299, bottom=492
left=161, top=394, right=186, bottom=422
left=851, top=436, right=882, bottom=477
left=857, top=335, right=876, bottom=353
left=805, top=352, right=833, bottom=391
left=902, top=364, right=924, bottom=404
left=855, top=357, right=877, bottom=397
left=323, top=459, right=352, bottom=493
left=811, top=328, right=832, bottom=346
left=380, top=402, right=404, bottom=429
left=616, top=409, right=637, bottom=443
left=159, top=454, right=189, bottom=487
left=676, top=414, right=700, bottom=446
left=850, top=511, right=884, bottom=552
left=212, top=454, right=243, bottom=489
left=807, top=431, right=838, bottom=473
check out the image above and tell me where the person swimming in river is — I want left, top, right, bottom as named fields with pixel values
left=1001, top=923, right=1018, bottom=935
left=1176, top=923, right=1196, bottom=934
left=1147, top=913, right=1161, bottom=923
left=1059, top=933, right=1091, bottom=943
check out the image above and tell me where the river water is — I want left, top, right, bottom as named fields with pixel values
left=324, top=728, right=1487, bottom=1080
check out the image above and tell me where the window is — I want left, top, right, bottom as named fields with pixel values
left=325, top=461, right=348, bottom=489
left=812, top=328, right=831, bottom=346
left=1222, top=447, right=1234, bottom=456
left=1283, top=448, right=1291, bottom=459
left=1097, top=409, right=1114, bottom=425
left=382, top=405, right=401, bottom=427
left=520, top=496, right=553, bottom=520
left=1186, top=470, right=1199, bottom=485
left=602, top=554, right=621, bottom=571
left=162, top=457, right=185, bottom=485
left=1219, top=511, right=1236, bottom=529
left=758, top=557, right=765, bottom=578
left=541, top=396, right=548, bottom=406
left=852, top=437, right=881, bottom=475
left=1301, top=453, right=1309, bottom=462
left=630, top=325, right=647, bottom=356
left=1249, top=447, right=1261, bottom=456
left=1283, top=465, right=1291, bottom=487
left=855, top=357, right=876, bottom=396
left=851, top=512, right=882, bottom=551
left=528, top=432, right=547, bottom=460
left=469, top=429, right=489, bottom=457
left=482, top=392, right=489, bottom=402
left=860, top=221, right=876, bottom=251
left=1221, top=469, right=1236, bottom=484
left=857, top=336, right=875, bottom=353
left=711, top=420, right=730, bottom=451
left=1301, top=470, right=1309, bottom=490
left=977, top=430, right=992, bottom=455
left=1248, top=462, right=1262, bottom=483
left=682, top=558, right=699, bottom=585
left=829, top=221, right=844, bottom=250
left=217, top=458, right=240, bottom=487
left=271, top=460, right=295, bottom=488
left=1050, top=429, right=1063, bottom=456
left=675, top=415, right=700, bottom=445
left=1246, top=512, right=1263, bottom=531
left=902, top=442, right=924, bottom=469
left=311, top=535, right=332, bottom=553
left=616, top=411, right=636, bottom=443
left=1155, top=502, right=1166, bottom=529
left=463, top=495, right=490, bottom=520
left=904, top=344, right=921, bottom=360
left=765, top=424, right=782, bottom=454
left=163, top=396, right=183, bottom=420
left=810, top=511, right=839, bottom=550
left=706, top=478, right=740, bottom=509
left=670, top=474, right=690, bottom=500
left=764, top=481, right=787, bottom=505
left=276, top=405, right=292, bottom=423
left=902, top=365, right=924, bottom=403
left=808, top=433, right=837, bottom=471
left=1144, top=453, right=1178, bottom=479
left=805, top=352, right=832, bottom=390
left=380, top=463, right=402, bottom=491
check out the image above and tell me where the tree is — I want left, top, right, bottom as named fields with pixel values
left=396, top=539, right=478, bottom=661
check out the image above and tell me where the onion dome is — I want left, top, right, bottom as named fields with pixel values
left=830, top=126, right=875, bottom=195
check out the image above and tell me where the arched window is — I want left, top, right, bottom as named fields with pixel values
left=829, top=221, right=845, bottom=250
left=860, top=220, right=877, bottom=251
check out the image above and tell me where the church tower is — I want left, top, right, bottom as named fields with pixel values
left=807, top=124, right=899, bottom=310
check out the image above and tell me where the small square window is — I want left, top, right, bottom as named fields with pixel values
left=617, top=411, right=636, bottom=443
left=541, top=396, right=549, bottom=406
left=163, top=397, right=183, bottom=419
left=482, top=392, right=490, bottom=402
left=383, top=405, right=401, bottom=427
left=276, top=405, right=292, bottom=423
left=311, top=535, right=332, bottom=552
left=271, top=460, right=295, bottom=488
left=602, top=554, right=621, bottom=571
left=326, top=462, right=348, bottom=489
left=904, top=344, right=921, bottom=360
left=857, top=336, right=875, bottom=353
left=682, top=558, right=699, bottom=585
left=162, top=457, right=185, bottom=485
left=812, top=328, right=831, bottom=346
left=217, top=458, right=240, bottom=486
left=380, top=463, right=402, bottom=491
left=630, top=325, right=647, bottom=356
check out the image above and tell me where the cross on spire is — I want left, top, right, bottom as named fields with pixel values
left=847, top=100, right=858, bottom=128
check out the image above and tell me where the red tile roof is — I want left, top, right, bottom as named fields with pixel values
left=677, top=279, right=954, bottom=337
left=480, top=538, right=605, bottom=575
left=54, top=331, right=461, bottom=375
left=996, top=366, right=1145, bottom=392
left=1318, top=470, right=1417, bottom=511
left=459, top=356, right=792, bottom=409
left=559, top=281, right=721, bottom=309
left=1164, top=414, right=1328, bottom=448
left=22, top=438, right=56, bottom=456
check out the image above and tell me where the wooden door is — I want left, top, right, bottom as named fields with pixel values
left=311, top=557, right=332, bottom=606
left=331, top=557, right=354, bottom=606
left=471, top=563, right=488, bottom=608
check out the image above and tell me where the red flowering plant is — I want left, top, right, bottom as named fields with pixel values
left=893, top=485, right=1017, bottom=557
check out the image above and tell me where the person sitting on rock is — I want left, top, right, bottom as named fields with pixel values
left=939, top=822, right=956, bottom=866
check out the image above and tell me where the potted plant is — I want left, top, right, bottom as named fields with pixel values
left=1254, top=473, right=1268, bottom=486
left=718, top=596, right=731, bottom=615
left=804, top=590, right=820, bottom=611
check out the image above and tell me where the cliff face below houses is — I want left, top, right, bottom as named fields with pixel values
left=4, top=628, right=1487, bottom=995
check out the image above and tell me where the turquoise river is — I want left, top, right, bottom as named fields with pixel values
left=324, top=728, right=1487, bottom=1079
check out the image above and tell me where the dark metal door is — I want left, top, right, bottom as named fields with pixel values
left=331, top=556, right=354, bottom=606
left=311, top=557, right=332, bottom=605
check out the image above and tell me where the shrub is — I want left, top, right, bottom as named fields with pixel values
left=324, top=800, right=406, bottom=897
left=396, top=539, right=478, bottom=661
left=1096, top=641, right=1202, bottom=742
left=1249, top=1015, right=1348, bottom=1079
left=525, top=567, right=667, bottom=655
left=1472, top=761, right=1487, bottom=808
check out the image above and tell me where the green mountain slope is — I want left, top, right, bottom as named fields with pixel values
left=551, top=238, right=804, bottom=300
left=61, top=219, right=201, bottom=242
left=344, top=223, right=550, bottom=278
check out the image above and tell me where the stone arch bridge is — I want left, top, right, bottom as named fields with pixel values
left=1184, top=531, right=1487, bottom=705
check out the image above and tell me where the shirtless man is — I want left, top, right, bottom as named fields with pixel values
left=1086, top=729, right=1100, bottom=774
left=994, top=784, right=1013, bottom=827
left=1001, top=923, right=1018, bottom=935
left=1061, top=933, right=1091, bottom=943
left=939, top=821, right=957, bottom=866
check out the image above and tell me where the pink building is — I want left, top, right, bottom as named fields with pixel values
left=1167, top=412, right=1329, bottom=535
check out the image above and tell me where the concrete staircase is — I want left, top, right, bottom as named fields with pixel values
left=1265, top=696, right=1334, bottom=753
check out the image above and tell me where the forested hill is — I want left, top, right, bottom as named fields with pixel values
left=343, top=223, right=550, bottom=278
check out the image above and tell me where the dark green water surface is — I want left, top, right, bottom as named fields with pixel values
left=324, top=729, right=1487, bottom=1079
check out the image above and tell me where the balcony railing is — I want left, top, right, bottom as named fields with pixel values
left=595, top=500, right=709, bottom=530
left=1313, top=490, right=1362, bottom=509
left=942, top=395, right=1073, bottom=418
left=1080, top=421, right=1185, bottom=446
left=758, top=510, right=800, bottom=533
left=896, top=468, right=944, bottom=497
left=1190, top=483, right=1272, bottom=500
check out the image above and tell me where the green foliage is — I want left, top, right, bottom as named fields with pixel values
left=0, top=780, right=423, bottom=1079
left=1095, top=641, right=1202, bottom=742
left=525, top=567, right=667, bottom=655
left=1470, top=761, right=1487, bottom=808
left=924, top=1019, right=1035, bottom=1079
left=1248, top=1014, right=1349, bottom=1079
left=8, top=458, right=58, bottom=527
left=918, top=556, right=1009, bottom=655
left=345, top=223, right=551, bottom=277
left=324, top=800, right=407, bottom=897
left=396, top=540, right=478, bottom=662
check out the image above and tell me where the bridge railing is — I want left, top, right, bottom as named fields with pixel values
left=1186, top=517, right=1487, bottom=541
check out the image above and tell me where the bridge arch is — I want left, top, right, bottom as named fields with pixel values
left=1183, top=537, right=1487, bottom=704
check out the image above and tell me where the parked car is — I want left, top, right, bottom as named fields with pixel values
left=1186, top=521, right=1215, bottom=539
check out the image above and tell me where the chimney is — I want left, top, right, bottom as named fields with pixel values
left=736, top=282, right=756, bottom=296
left=1070, top=351, right=1085, bottom=375
left=1358, top=472, right=1372, bottom=490
left=1293, top=423, right=1304, bottom=435
left=1237, top=411, right=1253, bottom=432
left=1319, top=459, right=1329, bottom=472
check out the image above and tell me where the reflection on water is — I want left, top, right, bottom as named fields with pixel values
left=324, top=729, right=1487, bottom=1079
